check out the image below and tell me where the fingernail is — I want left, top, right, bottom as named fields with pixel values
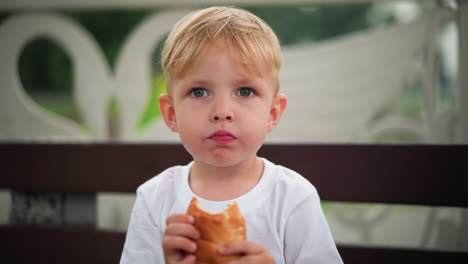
left=188, top=215, right=195, bottom=223
left=218, top=246, right=226, bottom=254
left=191, top=243, right=197, bottom=252
left=187, top=255, right=196, bottom=261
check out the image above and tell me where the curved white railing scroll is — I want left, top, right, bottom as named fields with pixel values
left=267, top=7, right=455, bottom=143
left=0, top=13, right=112, bottom=141
left=114, top=10, right=190, bottom=142
left=0, top=10, right=188, bottom=142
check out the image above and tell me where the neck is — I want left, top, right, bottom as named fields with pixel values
left=189, top=156, right=263, bottom=201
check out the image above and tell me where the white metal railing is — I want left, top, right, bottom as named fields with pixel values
left=1, top=1, right=465, bottom=143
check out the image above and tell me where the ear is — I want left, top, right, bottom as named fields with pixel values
left=268, top=94, right=287, bottom=132
left=159, top=94, right=178, bottom=133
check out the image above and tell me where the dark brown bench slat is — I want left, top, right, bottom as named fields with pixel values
left=0, top=143, right=191, bottom=193
left=2, top=225, right=467, bottom=264
left=1, top=143, right=467, bottom=207
left=260, top=144, right=468, bottom=208
left=337, top=244, right=468, bottom=264
left=0, top=225, right=125, bottom=264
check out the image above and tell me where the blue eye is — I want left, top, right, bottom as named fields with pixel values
left=237, top=87, right=254, bottom=97
left=191, top=88, right=208, bottom=97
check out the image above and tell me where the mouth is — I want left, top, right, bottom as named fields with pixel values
left=209, top=130, right=236, bottom=144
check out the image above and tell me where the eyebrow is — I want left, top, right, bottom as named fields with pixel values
left=181, top=76, right=260, bottom=87
left=180, top=77, right=213, bottom=87
left=233, top=78, right=258, bottom=87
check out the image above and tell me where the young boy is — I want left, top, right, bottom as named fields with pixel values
left=121, top=6, right=342, bottom=264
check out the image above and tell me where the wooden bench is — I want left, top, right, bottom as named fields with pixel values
left=1, top=143, right=467, bottom=263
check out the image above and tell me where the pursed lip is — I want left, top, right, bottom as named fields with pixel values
left=209, top=130, right=236, bottom=144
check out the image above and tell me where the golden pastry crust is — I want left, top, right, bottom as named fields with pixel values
left=186, top=197, right=246, bottom=264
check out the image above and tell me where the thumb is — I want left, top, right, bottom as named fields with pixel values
left=219, top=240, right=262, bottom=256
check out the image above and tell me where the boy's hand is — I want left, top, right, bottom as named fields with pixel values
left=162, top=214, right=200, bottom=264
left=219, top=240, right=275, bottom=264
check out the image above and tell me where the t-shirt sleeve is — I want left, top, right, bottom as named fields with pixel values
left=120, top=189, right=164, bottom=264
left=283, top=192, right=343, bottom=264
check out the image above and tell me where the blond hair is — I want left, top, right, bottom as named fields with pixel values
left=161, top=6, right=281, bottom=87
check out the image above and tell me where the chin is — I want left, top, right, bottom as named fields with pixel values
left=205, top=157, right=240, bottom=168
left=209, top=153, right=258, bottom=168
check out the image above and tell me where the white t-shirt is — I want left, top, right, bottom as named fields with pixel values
left=120, top=158, right=343, bottom=264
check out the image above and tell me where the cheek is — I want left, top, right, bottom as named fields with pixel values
left=174, top=102, right=199, bottom=123
left=241, top=106, right=271, bottom=136
left=175, top=108, right=204, bottom=138
left=177, top=114, right=200, bottom=134
left=245, top=102, right=271, bottom=122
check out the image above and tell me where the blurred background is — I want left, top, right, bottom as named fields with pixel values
left=0, top=0, right=466, bottom=253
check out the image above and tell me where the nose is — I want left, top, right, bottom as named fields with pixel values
left=211, top=112, right=233, bottom=121
left=210, top=98, right=234, bottom=122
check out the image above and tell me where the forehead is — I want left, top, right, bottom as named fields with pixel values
left=169, top=39, right=278, bottom=87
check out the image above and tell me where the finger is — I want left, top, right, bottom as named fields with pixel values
left=219, top=240, right=263, bottom=256
left=226, top=255, right=264, bottom=264
left=165, top=252, right=197, bottom=264
left=179, top=254, right=197, bottom=264
left=163, top=235, right=198, bottom=254
left=223, top=245, right=275, bottom=264
left=165, top=222, right=200, bottom=240
left=165, top=250, right=184, bottom=263
left=166, top=214, right=195, bottom=225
